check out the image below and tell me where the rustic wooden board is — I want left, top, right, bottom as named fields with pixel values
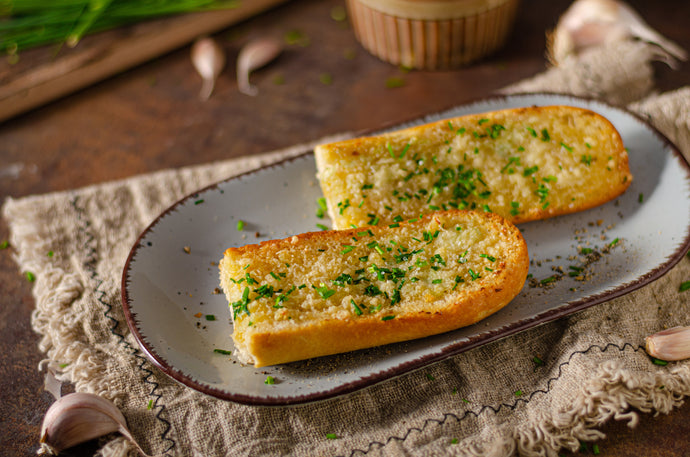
left=0, top=0, right=290, bottom=123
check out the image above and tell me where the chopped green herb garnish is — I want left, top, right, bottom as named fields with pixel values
left=431, top=279, right=442, bottom=284
left=316, top=223, right=329, bottom=231
left=231, top=287, right=251, bottom=319
left=381, top=315, right=395, bottom=321
left=350, top=299, right=363, bottom=315
left=581, top=154, right=593, bottom=166
left=514, top=390, right=523, bottom=397
left=452, top=275, right=464, bottom=290
left=264, top=375, right=275, bottom=385
left=313, top=284, right=336, bottom=299
left=341, top=245, right=355, bottom=254
left=319, top=73, right=333, bottom=85
left=510, top=201, right=520, bottom=216
left=213, top=348, right=232, bottom=355
left=639, top=193, right=644, bottom=203
left=540, top=276, right=557, bottom=285
left=540, top=129, right=550, bottom=142
left=652, top=357, right=668, bottom=366
left=679, top=281, right=690, bottom=292
left=316, top=197, right=328, bottom=218
left=337, top=199, right=351, bottom=215
left=326, top=433, right=338, bottom=440
left=194, top=199, right=204, bottom=205
left=26, top=271, right=35, bottom=282
left=560, top=142, right=573, bottom=152
left=147, top=399, right=154, bottom=410
left=523, top=165, right=539, bottom=176
left=47, top=250, right=54, bottom=257
left=468, top=269, right=480, bottom=281
left=0, top=240, right=8, bottom=249
left=205, top=314, right=216, bottom=321
left=236, top=220, right=245, bottom=231
left=526, top=127, right=537, bottom=137
left=385, top=77, right=405, bottom=88
left=479, top=254, right=496, bottom=262
left=580, top=247, right=593, bottom=254
left=609, top=238, right=620, bottom=247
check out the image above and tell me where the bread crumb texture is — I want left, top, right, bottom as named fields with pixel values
left=219, top=211, right=528, bottom=367
left=315, top=105, right=632, bottom=229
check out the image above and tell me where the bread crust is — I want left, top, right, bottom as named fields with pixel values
left=315, top=105, right=632, bottom=229
left=220, top=210, right=528, bottom=367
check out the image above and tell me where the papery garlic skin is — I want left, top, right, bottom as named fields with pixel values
left=39, top=392, right=128, bottom=455
left=549, top=0, right=687, bottom=67
left=645, top=326, right=690, bottom=362
left=237, top=37, right=283, bottom=96
left=191, top=37, right=226, bottom=101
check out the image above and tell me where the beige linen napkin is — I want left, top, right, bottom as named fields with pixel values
left=4, top=40, right=690, bottom=457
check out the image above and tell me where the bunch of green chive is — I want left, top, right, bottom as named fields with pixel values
left=1, top=0, right=241, bottom=54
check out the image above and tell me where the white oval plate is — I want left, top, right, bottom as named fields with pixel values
left=122, top=93, right=690, bottom=405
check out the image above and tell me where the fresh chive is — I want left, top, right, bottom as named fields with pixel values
left=26, top=271, right=36, bottom=282
left=385, top=77, right=405, bottom=88
left=316, top=223, right=328, bottom=231
left=265, top=375, right=275, bottom=385
left=236, top=220, right=245, bottom=231
left=341, top=245, right=355, bottom=254
left=213, top=348, right=232, bottom=355
left=350, top=299, right=363, bottom=315
left=205, top=314, right=216, bottom=321
left=194, top=199, right=205, bottom=205
left=319, top=73, right=333, bottom=85
left=652, top=357, right=668, bottom=366
left=680, top=281, right=690, bottom=292
left=560, top=142, right=573, bottom=152
left=326, top=433, right=338, bottom=440
left=381, top=315, right=395, bottom=321
left=0, top=240, right=8, bottom=249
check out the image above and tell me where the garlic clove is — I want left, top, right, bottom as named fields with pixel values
left=191, top=37, right=226, bottom=101
left=645, top=326, right=690, bottom=362
left=548, top=0, right=687, bottom=67
left=236, top=37, right=283, bottom=97
left=39, top=392, right=129, bottom=456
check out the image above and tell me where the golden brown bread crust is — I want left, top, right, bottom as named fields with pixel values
left=315, top=105, right=632, bottom=229
left=219, top=210, right=528, bottom=367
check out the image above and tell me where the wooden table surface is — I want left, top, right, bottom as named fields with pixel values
left=1, top=0, right=689, bottom=455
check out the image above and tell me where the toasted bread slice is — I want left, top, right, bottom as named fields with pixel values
left=219, top=210, right=528, bottom=367
left=315, top=105, right=632, bottom=229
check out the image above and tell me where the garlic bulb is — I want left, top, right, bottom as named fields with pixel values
left=236, top=37, right=283, bottom=96
left=645, top=326, right=690, bottom=362
left=548, top=0, right=687, bottom=67
left=38, top=392, right=149, bottom=456
left=191, top=37, right=226, bottom=101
